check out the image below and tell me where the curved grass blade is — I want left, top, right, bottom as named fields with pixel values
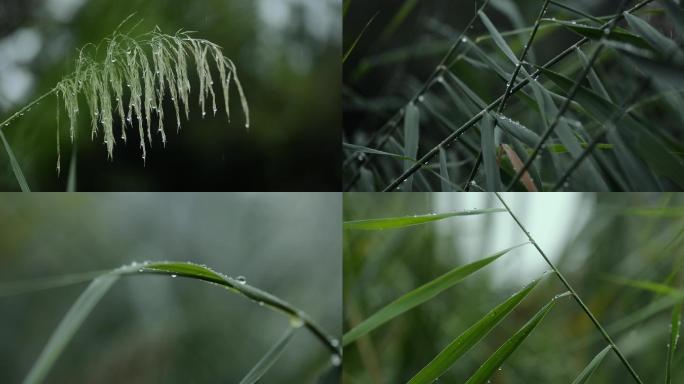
left=571, top=345, right=612, bottom=384
left=407, top=276, right=544, bottom=384
left=239, top=327, right=297, bottom=384
left=23, top=262, right=339, bottom=384
left=343, top=11, right=379, bottom=63
left=342, top=243, right=528, bottom=346
left=0, top=130, right=30, bottom=192
left=137, top=262, right=339, bottom=355
left=666, top=304, right=681, bottom=384
left=343, top=208, right=506, bottom=230
left=23, top=273, right=119, bottom=384
left=463, top=295, right=562, bottom=384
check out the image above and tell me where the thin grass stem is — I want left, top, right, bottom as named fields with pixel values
left=494, top=192, right=643, bottom=384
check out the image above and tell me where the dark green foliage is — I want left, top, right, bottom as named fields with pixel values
left=344, top=0, right=684, bottom=191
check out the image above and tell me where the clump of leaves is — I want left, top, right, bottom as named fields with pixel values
left=343, top=0, right=684, bottom=191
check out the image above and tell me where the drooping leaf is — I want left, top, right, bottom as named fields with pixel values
left=342, top=244, right=528, bottom=346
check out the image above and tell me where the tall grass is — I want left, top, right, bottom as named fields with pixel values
left=344, top=0, right=684, bottom=191
left=343, top=193, right=684, bottom=382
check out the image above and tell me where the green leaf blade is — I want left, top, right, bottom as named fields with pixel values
left=0, top=130, right=31, bottom=192
left=571, top=345, right=612, bottom=384
left=343, top=208, right=506, bottom=230
left=464, top=296, right=559, bottom=384
left=239, top=327, right=297, bottom=384
left=407, top=276, right=543, bottom=384
left=23, top=274, right=119, bottom=384
left=342, top=243, right=528, bottom=346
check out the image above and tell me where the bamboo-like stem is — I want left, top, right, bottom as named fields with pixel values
left=380, top=0, right=655, bottom=192
left=505, top=0, right=633, bottom=191
left=494, top=192, right=643, bottom=384
left=464, top=0, right=551, bottom=191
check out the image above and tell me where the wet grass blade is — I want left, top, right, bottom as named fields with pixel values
left=0, top=129, right=30, bottom=192
left=480, top=112, right=501, bottom=191
left=438, top=147, right=452, bottom=191
left=343, top=208, right=506, bottom=230
left=407, top=276, right=544, bottom=384
left=23, top=262, right=339, bottom=384
left=492, top=114, right=541, bottom=147
left=239, top=327, right=297, bottom=384
left=23, top=273, right=119, bottom=384
left=342, top=243, right=528, bottom=346
left=665, top=304, right=681, bottom=384
left=463, top=296, right=560, bottom=384
left=571, top=345, right=612, bottom=384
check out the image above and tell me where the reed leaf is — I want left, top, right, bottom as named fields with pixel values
left=342, top=243, right=528, bottom=346
left=343, top=208, right=506, bottom=230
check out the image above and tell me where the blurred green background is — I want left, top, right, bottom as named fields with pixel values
left=0, top=0, right=341, bottom=191
left=0, top=193, right=341, bottom=383
left=343, top=192, right=684, bottom=383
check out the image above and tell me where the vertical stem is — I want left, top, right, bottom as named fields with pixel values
left=494, top=192, right=643, bottom=384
